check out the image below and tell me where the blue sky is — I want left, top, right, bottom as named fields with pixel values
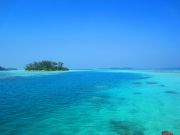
left=0, top=0, right=180, bottom=69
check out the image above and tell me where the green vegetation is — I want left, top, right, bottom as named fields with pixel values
left=25, top=60, right=69, bottom=71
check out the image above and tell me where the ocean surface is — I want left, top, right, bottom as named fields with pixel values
left=0, top=70, right=180, bottom=135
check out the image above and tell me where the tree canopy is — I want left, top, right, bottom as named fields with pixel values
left=25, top=60, right=69, bottom=71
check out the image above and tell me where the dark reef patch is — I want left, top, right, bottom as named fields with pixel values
left=146, top=82, right=159, bottom=85
left=164, top=91, right=178, bottom=95
left=160, top=84, right=166, bottom=87
left=132, top=82, right=142, bottom=85
left=133, top=131, right=144, bottom=135
left=137, top=76, right=151, bottom=80
left=109, top=120, right=145, bottom=135
left=162, top=131, right=173, bottom=135
left=118, top=97, right=127, bottom=105
left=119, top=97, right=126, bottom=101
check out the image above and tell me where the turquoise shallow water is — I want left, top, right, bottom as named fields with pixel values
left=0, top=70, right=180, bottom=135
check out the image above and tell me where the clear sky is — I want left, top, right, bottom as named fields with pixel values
left=0, top=0, right=180, bottom=69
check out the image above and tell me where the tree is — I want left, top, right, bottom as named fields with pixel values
left=25, top=60, right=69, bottom=71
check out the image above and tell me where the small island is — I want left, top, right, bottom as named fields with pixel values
left=0, top=66, right=6, bottom=71
left=0, top=66, right=17, bottom=71
left=25, top=60, right=69, bottom=71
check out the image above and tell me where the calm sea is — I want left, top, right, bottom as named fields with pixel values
left=0, top=70, right=180, bottom=135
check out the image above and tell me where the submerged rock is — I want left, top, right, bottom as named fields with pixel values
left=164, top=91, right=178, bottom=94
left=160, top=84, right=166, bottom=87
left=133, top=130, right=144, bottom=135
left=110, top=120, right=145, bottom=135
left=137, top=76, right=150, bottom=80
left=162, top=131, right=173, bottom=135
left=132, top=82, right=142, bottom=85
left=146, top=82, right=159, bottom=85
left=118, top=97, right=127, bottom=105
